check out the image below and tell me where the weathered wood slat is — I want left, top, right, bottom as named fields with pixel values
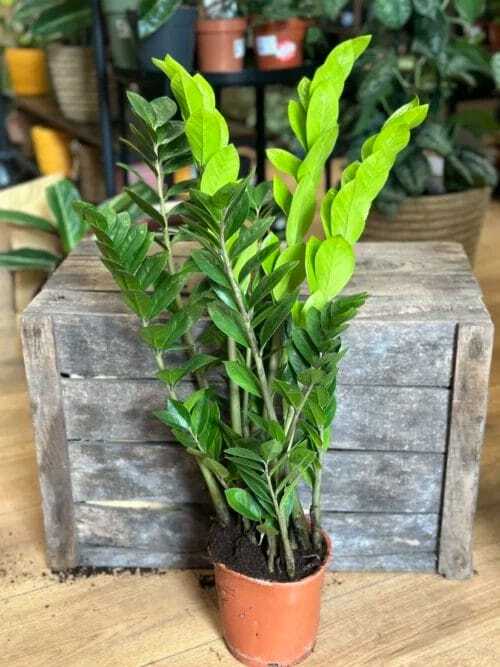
left=62, top=380, right=449, bottom=453
left=52, top=315, right=455, bottom=387
left=46, top=258, right=480, bottom=297
left=69, top=442, right=444, bottom=512
left=21, top=315, right=78, bottom=570
left=68, top=237, right=473, bottom=271
left=28, top=288, right=491, bottom=324
left=77, top=546, right=437, bottom=572
left=75, top=505, right=439, bottom=569
left=438, top=323, right=494, bottom=579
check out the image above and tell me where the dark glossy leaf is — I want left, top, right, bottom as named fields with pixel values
left=46, top=180, right=86, bottom=254
left=208, top=302, right=249, bottom=347
left=224, top=360, right=262, bottom=397
left=259, top=293, right=296, bottom=347
left=0, top=248, right=61, bottom=271
left=225, top=488, right=262, bottom=521
left=140, top=310, right=191, bottom=349
left=0, top=209, right=55, bottom=234
left=157, top=354, right=218, bottom=387
left=191, top=249, right=229, bottom=287
left=155, top=398, right=191, bottom=431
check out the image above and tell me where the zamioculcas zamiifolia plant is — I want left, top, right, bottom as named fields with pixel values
left=75, top=36, right=427, bottom=666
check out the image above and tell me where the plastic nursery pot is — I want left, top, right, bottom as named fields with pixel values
left=31, top=126, right=72, bottom=177
left=214, top=531, right=331, bottom=667
left=103, top=1, right=197, bottom=73
left=4, top=48, right=49, bottom=96
left=253, top=18, right=308, bottom=71
left=196, top=18, right=247, bottom=73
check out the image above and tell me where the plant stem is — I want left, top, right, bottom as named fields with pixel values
left=199, top=463, right=231, bottom=527
left=311, top=460, right=323, bottom=552
left=219, top=233, right=277, bottom=421
left=285, top=383, right=314, bottom=452
left=228, top=338, right=242, bottom=435
left=267, top=534, right=277, bottom=573
left=242, top=348, right=251, bottom=437
left=265, top=466, right=295, bottom=579
left=292, top=494, right=312, bottom=550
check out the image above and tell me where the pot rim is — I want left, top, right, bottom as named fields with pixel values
left=397, top=187, right=491, bottom=205
left=213, top=529, right=332, bottom=588
left=197, top=17, right=248, bottom=31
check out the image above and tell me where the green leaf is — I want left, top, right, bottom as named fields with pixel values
left=191, top=249, right=229, bottom=287
left=225, top=488, right=262, bottom=522
left=306, top=79, right=340, bottom=148
left=273, top=243, right=305, bottom=300
left=200, top=145, right=240, bottom=196
left=0, top=209, right=55, bottom=234
left=126, top=91, right=156, bottom=128
left=286, top=175, right=317, bottom=245
left=266, top=148, right=301, bottom=179
left=185, top=109, right=228, bottom=166
left=208, top=302, right=249, bottom=347
left=259, top=293, right=297, bottom=348
left=224, top=360, right=262, bottom=397
left=0, top=248, right=61, bottom=271
left=413, top=0, right=440, bottom=18
left=305, top=235, right=321, bottom=293
left=273, top=176, right=292, bottom=216
left=151, top=96, right=178, bottom=126
left=124, top=187, right=164, bottom=225
left=260, top=440, right=283, bottom=462
left=30, top=0, right=92, bottom=39
left=155, top=398, right=191, bottom=431
left=247, top=414, right=286, bottom=442
left=272, top=379, right=302, bottom=408
left=492, top=53, right=500, bottom=88
left=138, top=0, right=182, bottom=39
left=47, top=180, right=86, bottom=254
left=140, top=310, right=191, bottom=349
left=454, top=0, right=485, bottom=24
left=157, top=354, right=218, bottom=387
left=288, top=100, right=307, bottom=149
left=374, top=0, right=412, bottom=28
left=238, top=242, right=280, bottom=283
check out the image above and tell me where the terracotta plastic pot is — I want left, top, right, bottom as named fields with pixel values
left=214, top=532, right=331, bottom=666
left=31, top=126, right=72, bottom=177
left=363, top=188, right=491, bottom=265
left=48, top=45, right=99, bottom=123
left=197, top=18, right=247, bottom=73
left=253, top=18, right=308, bottom=70
left=4, top=48, right=49, bottom=96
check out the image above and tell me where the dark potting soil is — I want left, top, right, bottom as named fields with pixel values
left=208, top=519, right=326, bottom=583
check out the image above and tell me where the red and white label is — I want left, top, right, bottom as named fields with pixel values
left=276, top=39, right=297, bottom=62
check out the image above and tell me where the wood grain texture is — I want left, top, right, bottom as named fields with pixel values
left=69, top=441, right=445, bottom=512
left=62, top=379, right=450, bottom=452
left=20, top=315, right=77, bottom=570
left=52, top=314, right=456, bottom=387
left=75, top=504, right=439, bottom=571
left=438, top=322, right=494, bottom=579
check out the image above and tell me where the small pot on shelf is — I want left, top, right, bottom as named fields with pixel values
left=214, top=531, right=331, bottom=667
left=253, top=18, right=308, bottom=71
left=4, top=47, right=49, bottom=96
left=47, top=45, right=99, bottom=123
left=197, top=17, right=247, bottom=73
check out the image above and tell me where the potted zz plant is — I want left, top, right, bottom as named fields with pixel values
left=347, top=0, right=498, bottom=263
left=76, top=36, right=426, bottom=666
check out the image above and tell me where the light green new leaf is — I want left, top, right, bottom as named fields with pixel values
left=305, top=236, right=322, bottom=293
left=314, top=236, right=355, bottom=303
left=224, top=360, right=262, bottom=397
left=225, top=488, right=262, bottom=521
left=186, top=109, right=228, bottom=166
left=298, top=126, right=339, bottom=181
left=306, top=79, right=340, bottom=147
left=273, top=176, right=292, bottom=215
left=286, top=174, right=317, bottom=246
left=200, top=145, right=240, bottom=196
left=288, top=100, right=307, bottom=149
left=320, top=188, right=337, bottom=237
left=310, top=35, right=371, bottom=92
left=266, top=148, right=301, bottom=179
left=193, top=73, right=216, bottom=110
left=170, top=71, right=204, bottom=119
left=273, top=243, right=305, bottom=300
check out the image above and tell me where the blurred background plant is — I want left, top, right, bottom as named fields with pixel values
left=341, top=0, right=499, bottom=214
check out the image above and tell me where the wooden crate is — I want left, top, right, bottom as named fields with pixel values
left=21, top=239, right=493, bottom=579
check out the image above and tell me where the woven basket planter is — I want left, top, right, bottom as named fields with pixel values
left=363, top=188, right=491, bottom=265
left=48, top=45, right=99, bottom=123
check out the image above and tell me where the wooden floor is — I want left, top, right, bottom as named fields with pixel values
left=1, top=205, right=500, bottom=667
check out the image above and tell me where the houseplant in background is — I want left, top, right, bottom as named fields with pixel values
left=196, top=0, right=247, bottom=72
left=346, top=0, right=498, bottom=263
left=76, top=36, right=427, bottom=665
left=1, top=0, right=49, bottom=96
left=102, top=0, right=197, bottom=72
left=12, top=0, right=99, bottom=123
